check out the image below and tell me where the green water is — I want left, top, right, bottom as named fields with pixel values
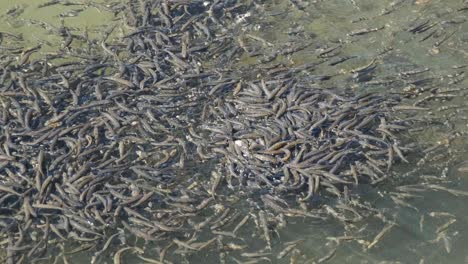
left=1, top=0, right=467, bottom=263
left=230, top=1, right=468, bottom=263
left=0, top=0, right=116, bottom=55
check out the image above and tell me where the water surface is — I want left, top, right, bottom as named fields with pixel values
left=1, top=0, right=467, bottom=263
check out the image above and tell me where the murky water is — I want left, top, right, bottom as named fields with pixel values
left=0, top=0, right=116, bottom=54
left=1, top=0, right=467, bottom=263
left=226, top=2, right=468, bottom=263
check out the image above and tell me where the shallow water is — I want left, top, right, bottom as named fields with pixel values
left=0, top=0, right=116, bottom=54
left=1, top=0, right=467, bottom=263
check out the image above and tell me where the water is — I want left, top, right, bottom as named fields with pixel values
left=1, top=0, right=467, bottom=263
left=0, top=0, right=116, bottom=54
